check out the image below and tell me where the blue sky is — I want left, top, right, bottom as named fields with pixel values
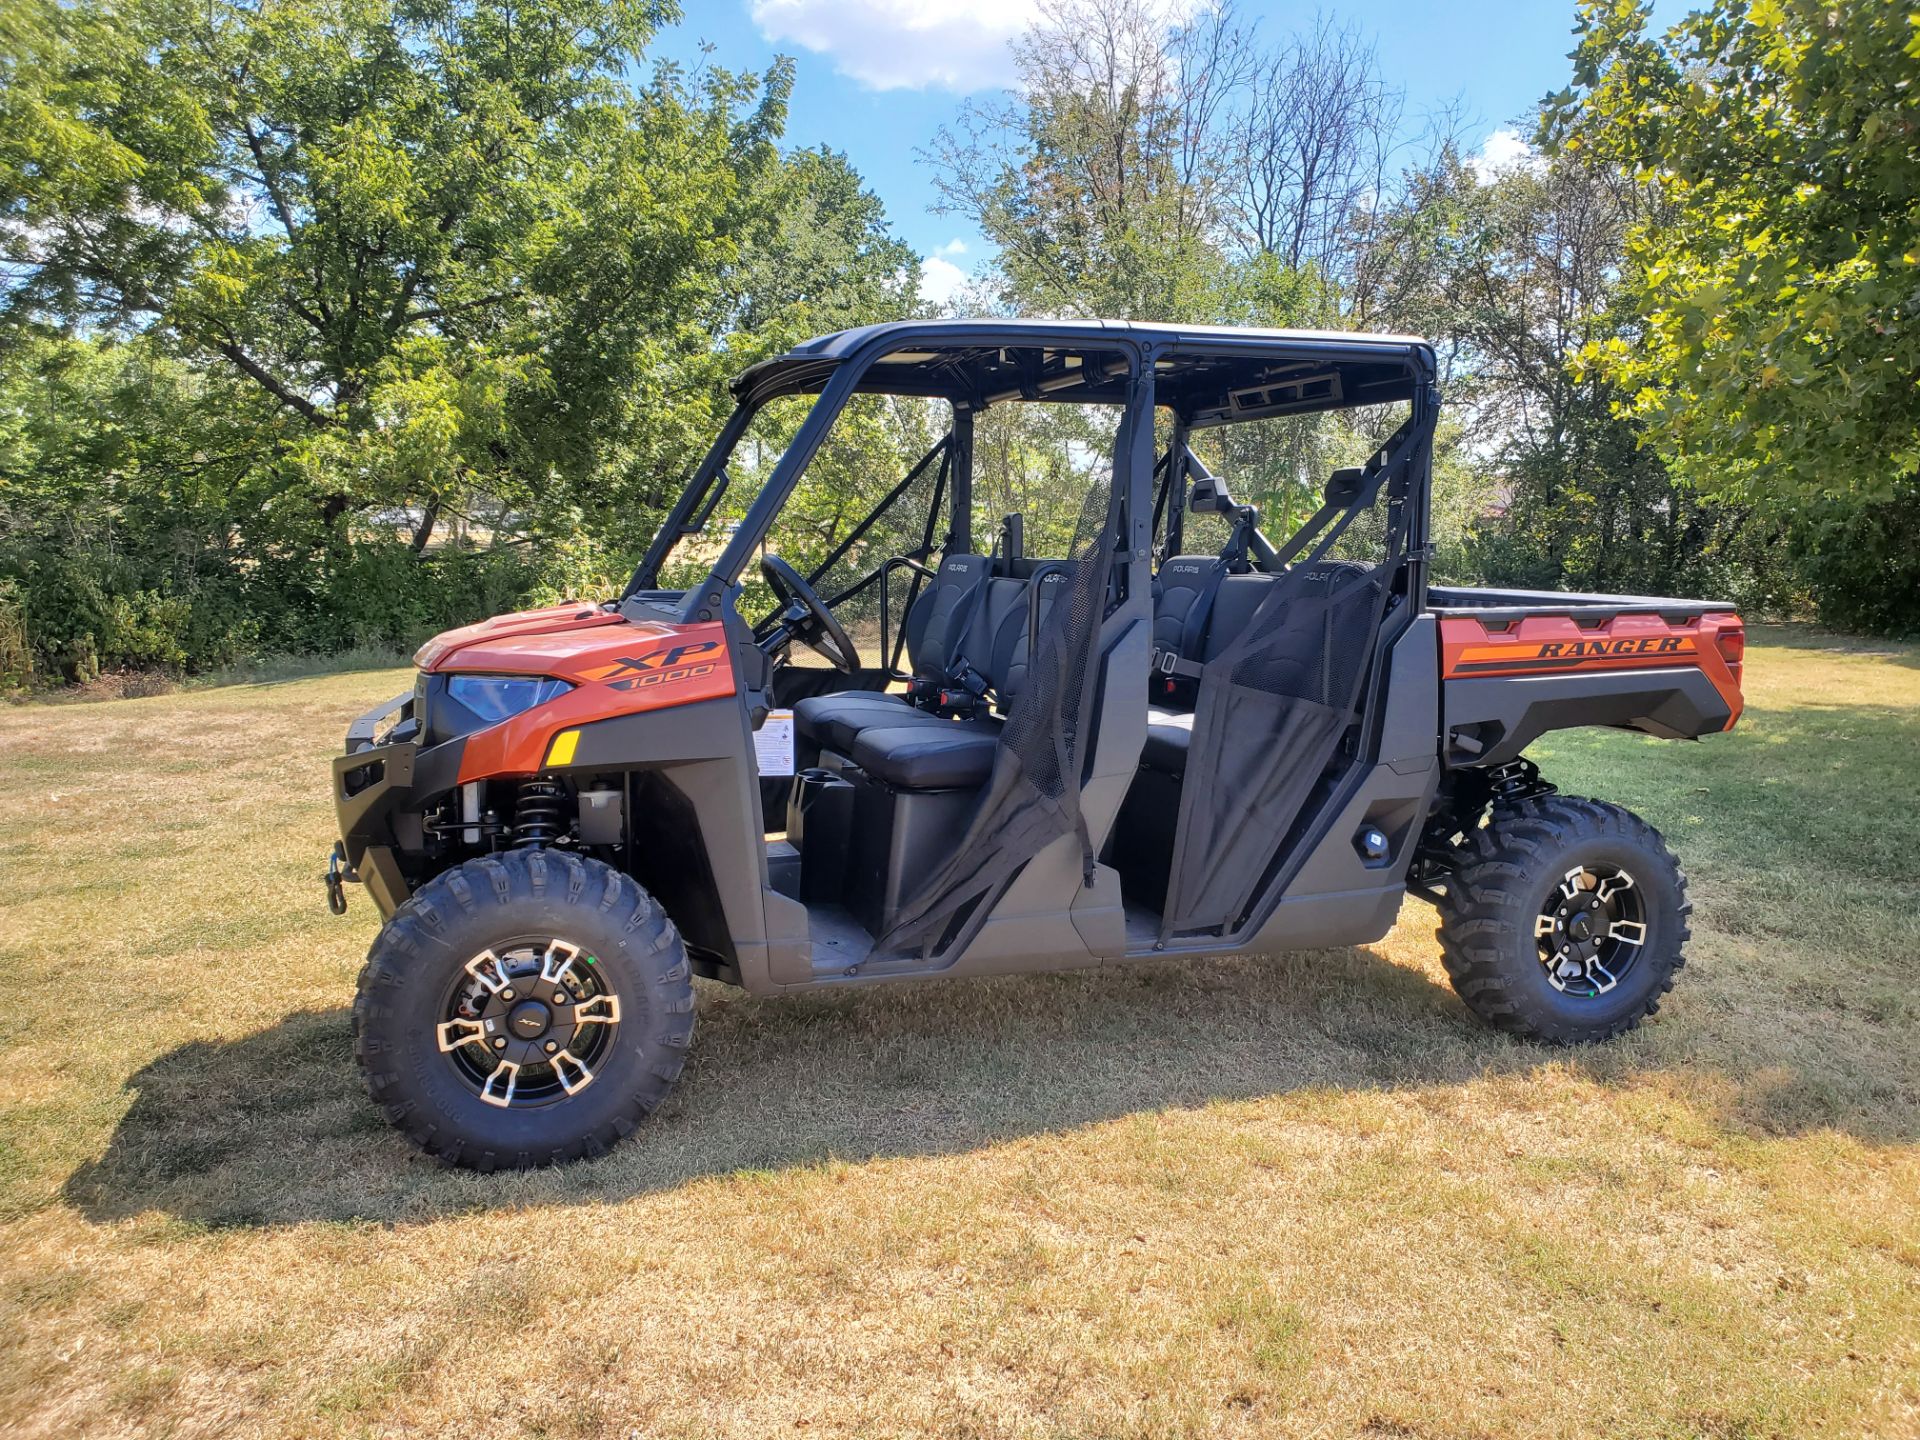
left=647, top=1, right=1690, bottom=302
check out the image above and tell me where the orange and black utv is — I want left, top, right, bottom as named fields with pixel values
left=328, top=320, right=1745, bottom=1169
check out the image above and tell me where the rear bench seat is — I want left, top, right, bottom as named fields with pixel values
left=1141, top=560, right=1372, bottom=776
left=794, top=561, right=1073, bottom=791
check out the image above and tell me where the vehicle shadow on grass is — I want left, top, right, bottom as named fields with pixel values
left=61, top=935, right=1915, bottom=1230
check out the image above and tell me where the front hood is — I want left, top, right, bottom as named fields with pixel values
left=412, top=605, right=740, bottom=781
left=417, top=602, right=734, bottom=693
left=414, top=603, right=627, bottom=673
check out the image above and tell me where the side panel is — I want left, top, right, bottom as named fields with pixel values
left=1242, top=613, right=1440, bottom=954
left=1439, top=610, right=1743, bottom=767
left=946, top=615, right=1152, bottom=972
left=551, top=699, right=783, bottom=993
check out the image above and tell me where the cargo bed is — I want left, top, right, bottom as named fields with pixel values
left=1426, top=588, right=1745, bottom=767
left=1428, top=584, right=1736, bottom=624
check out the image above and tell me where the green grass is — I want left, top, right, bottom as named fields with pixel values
left=0, top=625, right=1915, bottom=1437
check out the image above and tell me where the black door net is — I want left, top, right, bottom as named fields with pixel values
left=874, top=381, right=1141, bottom=960
left=1160, top=420, right=1422, bottom=939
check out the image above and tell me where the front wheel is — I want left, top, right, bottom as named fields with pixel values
left=353, top=850, right=694, bottom=1169
left=1434, top=795, right=1692, bottom=1044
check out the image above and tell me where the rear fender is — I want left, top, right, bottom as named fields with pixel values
left=1439, top=611, right=1743, bottom=767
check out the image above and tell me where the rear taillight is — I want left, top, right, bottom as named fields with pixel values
left=1714, top=625, right=1745, bottom=666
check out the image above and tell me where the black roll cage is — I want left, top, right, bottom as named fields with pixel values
left=620, top=321, right=1438, bottom=632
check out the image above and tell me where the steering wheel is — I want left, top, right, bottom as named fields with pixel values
left=760, top=554, right=861, bottom=673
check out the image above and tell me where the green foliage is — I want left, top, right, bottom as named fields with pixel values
left=6, top=0, right=1914, bottom=682
left=1549, top=0, right=1920, bottom=627
left=0, top=0, right=918, bottom=679
left=1792, top=483, right=1920, bottom=636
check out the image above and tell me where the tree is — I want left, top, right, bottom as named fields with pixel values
left=1230, top=15, right=1401, bottom=279
left=1, top=0, right=796, bottom=542
left=925, top=0, right=1254, bottom=322
left=1345, top=129, right=1799, bottom=608
left=1549, top=0, right=1920, bottom=630
left=0, top=0, right=919, bottom=675
left=925, top=0, right=1474, bottom=568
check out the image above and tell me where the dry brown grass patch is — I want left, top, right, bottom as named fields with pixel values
left=0, top=628, right=1916, bottom=1437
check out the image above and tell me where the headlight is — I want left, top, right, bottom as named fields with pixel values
left=443, top=674, right=573, bottom=724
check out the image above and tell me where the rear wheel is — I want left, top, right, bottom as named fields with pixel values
left=353, top=850, right=694, bottom=1169
left=1434, top=795, right=1691, bottom=1043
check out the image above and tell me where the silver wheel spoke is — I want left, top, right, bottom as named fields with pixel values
left=1609, top=919, right=1647, bottom=946
left=539, top=939, right=583, bottom=988
left=464, top=948, right=511, bottom=995
left=551, top=1049, right=594, bottom=1095
left=478, top=1058, right=521, bottom=1108
left=572, top=993, right=621, bottom=1027
left=1596, top=872, right=1635, bottom=905
left=436, top=1017, right=489, bottom=1053
left=1535, top=914, right=1559, bottom=939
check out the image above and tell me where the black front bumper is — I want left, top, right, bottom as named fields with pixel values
left=332, top=691, right=464, bottom=919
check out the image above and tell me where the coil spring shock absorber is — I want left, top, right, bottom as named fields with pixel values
left=512, top=778, right=566, bottom=847
left=1486, top=757, right=1557, bottom=811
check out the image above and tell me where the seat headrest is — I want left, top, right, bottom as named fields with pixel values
left=1158, top=556, right=1213, bottom=583
left=1188, top=471, right=1234, bottom=515
left=1325, top=467, right=1366, bottom=506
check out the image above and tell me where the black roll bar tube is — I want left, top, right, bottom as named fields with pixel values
left=881, top=556, right=937, bottom=678
left=889, top=443, right=953, bottom=672
left=800, top=434, right=950, bottom=588
left=1164, top=411, right=1189, bottom=559
left=623, top=401, right=756, bottom=598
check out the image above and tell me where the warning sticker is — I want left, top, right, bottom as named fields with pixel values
left=754, top=709, right=795, bottom=776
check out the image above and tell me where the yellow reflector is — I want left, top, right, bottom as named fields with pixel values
left=546, top=729, right=580, bottom=767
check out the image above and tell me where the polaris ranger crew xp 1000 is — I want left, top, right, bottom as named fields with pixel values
left=328, top=321, right=1745, bottom=1169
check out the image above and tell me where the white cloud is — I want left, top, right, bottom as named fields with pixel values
left=1466, top=127, right=1545, bottom=183
left=936, top=237, right=968, bottom=257
left=752, top=0, right=1216, bottom=94
left=750, top=0, right=1041, bottom=93
left=918, top=253, right=970, bottom=308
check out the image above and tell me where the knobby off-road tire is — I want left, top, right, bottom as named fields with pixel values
left=1435, top=795, right=1692, bottom=1044
left=353, top=849, right=694, bottom=1170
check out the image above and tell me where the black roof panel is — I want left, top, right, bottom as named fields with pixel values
left=732, top=318, right=1436, bottom=400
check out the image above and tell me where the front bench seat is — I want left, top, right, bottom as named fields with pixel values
left=794, top=693, right=963, bottom=753
left=797, top=560, right=1074, bottom=790
left=850, top=720, right=1003, bottom=790
left=792, top=553, right=988, bottom=752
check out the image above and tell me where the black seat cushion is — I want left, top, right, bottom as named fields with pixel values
left=792, top=692, right=928, bottom=752
left=1141, top=705, right=1194, bottom=774
left=850, top=721, right=1001, bottom=790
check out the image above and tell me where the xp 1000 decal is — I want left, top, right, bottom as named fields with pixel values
left=576, top=639, right=723, bottom=692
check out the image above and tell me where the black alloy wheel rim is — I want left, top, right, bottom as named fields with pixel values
left=1533, top=864, right=1647, bottom=998
left=436, top=938, right=621, bottom=1108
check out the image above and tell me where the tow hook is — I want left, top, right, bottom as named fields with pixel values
left=324, top=842, right=352, bottom=916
